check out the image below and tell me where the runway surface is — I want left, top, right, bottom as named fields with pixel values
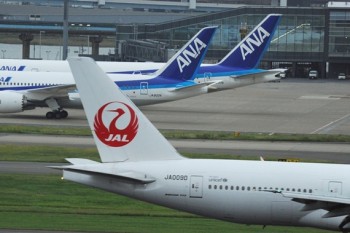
left=1, top=79, right=350, bottom=134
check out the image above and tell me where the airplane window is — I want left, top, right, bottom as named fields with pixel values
left=208, top=185, right=212, bottom=189
left=219, top=185, right=222, bottom=190
left=225, top=186, right=228, bottom=190
left=258, top=187, right=262, bottom=190
left=214, top=185, right=217, bottom=190
left=247, top=187, right=250, bottom=191
left=297, top=189, right=301, bottom=192
left=309, top=189, right=312, bottom=193
left=242, top=186, right=245, bottom=191
left=236, top=186, right=239, bottom=190
left=292, top=188, right=295, bottom=192
left=303, top=189, right=307, bottom=193
left=230, top=186, right=234, bottom=190
left=286, top=188, right=290, bottom=191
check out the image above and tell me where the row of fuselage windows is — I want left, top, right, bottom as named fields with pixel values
left=0, top=82, right=57, bottom=86
left=208, top=184, right=313, bottom=194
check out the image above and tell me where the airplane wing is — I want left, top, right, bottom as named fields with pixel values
left=262, top=189, right=350, bottom=218
left=25, top=84, right=76, bottom=97
left=283, top=192, right=350, bottom=206
left=280, top=191, right=350, bottom=218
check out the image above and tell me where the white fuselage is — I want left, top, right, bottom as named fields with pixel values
left=64, top=159, right=350, bottom=232
left=0, top=71, right=207, bottom=108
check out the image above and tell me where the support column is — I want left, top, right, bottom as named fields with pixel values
left=239, top=23, right=248, bottom=40
left=19, top=33, right=33, bottom=59
left=89, top=36, right=103, bottom=58
left=292, top=62, right=297, bottom=78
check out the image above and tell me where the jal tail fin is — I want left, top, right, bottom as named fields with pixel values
left=68, top=57, right=184, bottom=163
left=218, top=14, right=281, bottom=69
left=154, top=26, right=217, bottom=81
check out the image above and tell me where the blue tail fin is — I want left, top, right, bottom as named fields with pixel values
left=218, top=14, right=281, bottom=69
left=155, top=26, right=217, bottom=80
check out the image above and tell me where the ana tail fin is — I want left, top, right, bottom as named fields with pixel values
left=155, top=26, right=217, bottom=81
left=218, top=14, right=281, bottom=69
left=68, top=57, right=183, bottom=163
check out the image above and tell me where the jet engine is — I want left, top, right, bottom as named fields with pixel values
left=0, top=91, right=29, bottom=113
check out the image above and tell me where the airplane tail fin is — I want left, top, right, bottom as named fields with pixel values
left=154, top=26, right=217, bottom=81
left=218, top=14, right=281, bottom=69
left=68, top=57, right=184, bottom=163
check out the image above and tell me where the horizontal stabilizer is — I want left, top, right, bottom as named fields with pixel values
left=65, top=158, right=100, bottom=165
left=50, top=164, right=156, bottom=184
left=171, top=82, right=209, bottom=92
left=230, top=69, right=282, bottom=80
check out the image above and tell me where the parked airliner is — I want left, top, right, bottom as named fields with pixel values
left=53, top=57, right=350, bottom=233
left=0, top=14, right=282, bottom=92
left=0, top=26, right=217, bottom=118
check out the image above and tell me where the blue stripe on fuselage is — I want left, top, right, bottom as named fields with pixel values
left=0, top=77, right=196, bottom=92
left=116, top=76, right=196, bottom=90
left=107, top=66, right=263, bottom=79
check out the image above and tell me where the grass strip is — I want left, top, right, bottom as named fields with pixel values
left=0, top=144, right=325, bottom=163
left=0, top=174, right=331, bottom=233
left=0, top=144, right=248, bottom=163
left=0, top=144, right=100, bottom=163
left=1, top=124, right=350, bottom=142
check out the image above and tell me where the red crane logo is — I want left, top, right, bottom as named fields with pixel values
left=94, top=101, right=139, bottom=147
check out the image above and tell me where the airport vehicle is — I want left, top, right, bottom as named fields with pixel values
left=0, top=26, right=217, bottom=118
left=338, top=73, right=346, bottom=80
left=0, top=14, right=282, bottom=92
left=54, top=57, right=350, bottom=232
left=308, top=70, right=318, bottom=79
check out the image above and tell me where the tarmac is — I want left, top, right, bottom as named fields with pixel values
left=1, top=78, right=350, bottom=134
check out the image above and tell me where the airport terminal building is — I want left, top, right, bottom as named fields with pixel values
left=0, top=0, right=350, bottom=78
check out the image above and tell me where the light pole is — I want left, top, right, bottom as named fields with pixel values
left=87, top=35, right=90, bottom=54
left=1, top=49, right=6, bottom=58
left=79, top=35, right=90, bottom=54
left=39, top=31, right=45, bottom=59
left=46, top=50, right=51, bottom=60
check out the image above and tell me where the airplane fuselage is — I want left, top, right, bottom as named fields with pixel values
left=0, top=71, right=208, bottom=111
left=0, top=60, right=280, bottom=92
left=64, top=159, right=350, bottom=232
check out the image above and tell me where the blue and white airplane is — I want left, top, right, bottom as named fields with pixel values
left=0, top=26, right=217, bottom=119
left=0, top=14, right=282, bottom=92
left=54, top=56, right=350, bottom=233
